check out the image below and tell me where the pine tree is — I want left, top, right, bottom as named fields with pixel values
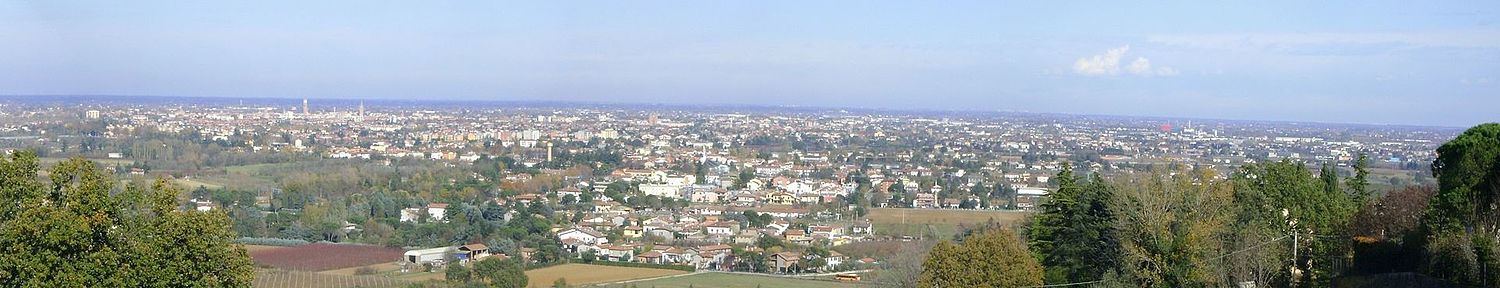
left=1027, top=163, right=1119, bottom=283
left=1346, top=153, right=1371, bottom=203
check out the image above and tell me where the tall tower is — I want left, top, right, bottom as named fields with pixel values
left=546, top=142, right=554, bottom=163
left=302, top=98, right=309, bottom=116
left=358, top=100, right=365, bottom=118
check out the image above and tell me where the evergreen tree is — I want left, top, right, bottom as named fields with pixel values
left=1028, top=163, right=1119, bottom=283
left=1422, top=123, right=1500, bottom=286
left=1347, top=153, right=1372, bottom=204
left=1426, top=123, right=1500, bottom=234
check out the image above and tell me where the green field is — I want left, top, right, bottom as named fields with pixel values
left=226, top=162, right=298, bottom=175
left=175, top=177, right=226, bottom=190
left=599, top=272, right=860, bottom=288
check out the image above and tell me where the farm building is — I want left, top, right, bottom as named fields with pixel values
left=404, top=247, right=450, bottom=266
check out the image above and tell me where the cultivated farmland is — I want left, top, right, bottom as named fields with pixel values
left=526, top=264, right=688, bottom=287
left=249, top=243, right=404, bottom=271
left=253, top=269, right=409, bottom=288
left=600, top=272, right=860, bottom=288
left=866, top=208, right=1029, bottom=238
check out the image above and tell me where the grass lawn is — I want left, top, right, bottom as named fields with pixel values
left=600, top=272, right=860, bottom=288
left=175, top=177, right=225, bottom=190
left=527, top=264, right=688, bottom=287
left=866, top=208, right=1030, bottom=237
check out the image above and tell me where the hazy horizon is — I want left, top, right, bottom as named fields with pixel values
left=3, top=1, right=1498, bottom=127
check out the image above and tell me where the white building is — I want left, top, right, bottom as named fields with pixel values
left=640, top=184, right=686, bottom=199
left=557, top=227, right=609, bottom=246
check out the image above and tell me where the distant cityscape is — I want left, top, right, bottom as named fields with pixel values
left=0, top=95, right=1464, bottom=285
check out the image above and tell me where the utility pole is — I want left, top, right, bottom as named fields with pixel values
left=1289, top=217, right=1299, bottom=288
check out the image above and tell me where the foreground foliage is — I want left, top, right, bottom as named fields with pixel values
left=0, top=151, right=254, bottom=286
left=919, top=228, right=1043, bottom=287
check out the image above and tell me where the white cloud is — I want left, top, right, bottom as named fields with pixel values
left=1073, top=45, right=1130, bottom=75
left=1073, top=46, right=1177, bottom=76
left=1127, top=57, right=1151, bottom=74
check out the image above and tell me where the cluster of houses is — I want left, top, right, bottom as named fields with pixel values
left=555, top=225, right=855, bottom=272
left=390, top=159, right=1039, bottom=274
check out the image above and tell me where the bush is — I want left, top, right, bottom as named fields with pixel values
left=1425, top=234, right=1478, bottom=285
left=354, top=266, right=379, bottom=275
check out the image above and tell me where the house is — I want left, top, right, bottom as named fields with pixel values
left=809, top=225, right=844, bottom=238
left=458, top=243, right=491, bottom=263
left=942, top=198, right=962, bottom=208
left=772, top=252, right=802, bottom=273
left=640, top=184, right=686, bottom=199
left=824, top=251, right=847, bottom=268
left=766, top=220, right=790, bottom=235
left=1016, top=187, right=1049, bottom=209
left=705, top=221, right=738, bottom=236
left=784, top=229, right=810, bottom=244
left=766, top=191, right=797, bottom=205
left=556, top=187, right=583, bottom=201
left=597, top=244, right=636, bottom=261
left=190, top=198, right=217, bottom=212
left=733, top=230, right=759, bottom=245
left=511, top=194, right=544, bottom=204
left=797, top=193, right=821, bottom=204
left=851, top=221, right=874, bottom=235
left=911, top=193, right=938, bottom=208
left=751, top=206, right=810, bottom=218
left=400, top=208, right=423, bottom=222
left=622, top=226, right=644, bottom=238
left=557, top=227, right=608, bottom=246
left=697, top=244, right=733, bottom=270
left=746, top=178, right=766, bottom=191
left=426, top=203, right=449, bottom=222
left=689, top=187, right=726, bottom=203
left=635, top=251, right=664, bottom=264
left=561, top=238, right=597, bottom=255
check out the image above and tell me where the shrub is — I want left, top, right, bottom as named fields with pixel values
left=354, top=266, right=379, bottom=275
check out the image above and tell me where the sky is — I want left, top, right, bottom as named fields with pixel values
left=1, top=1, right=1497, bottom=127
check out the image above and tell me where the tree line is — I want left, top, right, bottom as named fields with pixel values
left=916, top=123, right=1500, bottom=287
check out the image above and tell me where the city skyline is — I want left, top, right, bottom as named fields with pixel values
left=2, top=1, right=1498, bottom=127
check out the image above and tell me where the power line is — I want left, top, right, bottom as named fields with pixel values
left=1019, top=232, right=1332, bottom=288
left=1200, top=234, right=1293, bottom=264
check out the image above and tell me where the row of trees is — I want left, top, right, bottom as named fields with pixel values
left=916, top=123, right=1500, bottom=287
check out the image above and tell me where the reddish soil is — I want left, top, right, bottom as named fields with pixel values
left=249, top=243, right=404, bottom=271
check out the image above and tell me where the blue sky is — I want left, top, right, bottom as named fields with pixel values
left=1, top=1, right=1497, bottom=126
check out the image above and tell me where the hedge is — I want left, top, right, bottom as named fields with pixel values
left=233, top=237, right=310, bottom=247
left=584, top=260, right=696, bottom=272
